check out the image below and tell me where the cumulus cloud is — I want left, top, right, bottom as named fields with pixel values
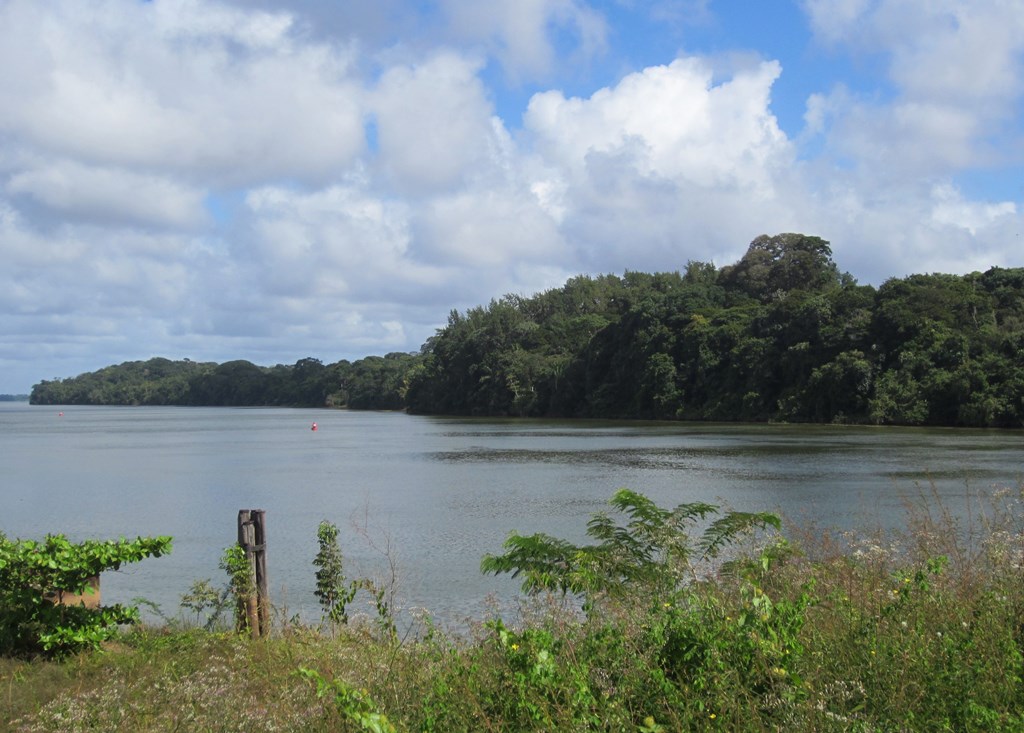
left=788, top=0, right=1024, bottom=288
left=0, top=199, right=199, bottom=355
left=526, top=57, right=790, bottom=191
left=241, top=180, right=420, bottom=299
left=7, top=160, right=207, bottom=229
left=802, top=0, right=873, bottom=44
left=521, top=56, right=800, bottom=269
left=929, top=182, right=1017, bottom=236
left=805, top=0, right=1024, bottom=103
left=802, top=0, right=1024, bottom=174
left=415, top=187, right=568, bottom=268
left=442, top=0, right=608, bottom=80
left=371, top=52, right=500, bottom=194
left=0, top=0, right=365, bottom=189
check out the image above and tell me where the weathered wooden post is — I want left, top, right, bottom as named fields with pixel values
left=237, top=509, right=269, bottom=638
left=252, top=509, right=270, bottom=635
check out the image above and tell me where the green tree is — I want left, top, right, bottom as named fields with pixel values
left=718, top=233, right=841, bottom=302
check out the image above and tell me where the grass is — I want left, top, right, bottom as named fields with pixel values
left=4, top=482, right=1024, bottom=732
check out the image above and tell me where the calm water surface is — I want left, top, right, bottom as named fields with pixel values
left=2, top=403, right=1021, bottom=626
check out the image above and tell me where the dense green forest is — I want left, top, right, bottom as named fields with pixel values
left=30, top=353, right=417, bottom=410
left=30, top=233, right=1024, bottom=427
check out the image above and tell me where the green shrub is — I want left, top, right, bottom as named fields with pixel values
left=313, top=520, right=354, bottom=625
left=480, top=488, right=780, bottom=608
left=0, top=533, right=171, bottom=657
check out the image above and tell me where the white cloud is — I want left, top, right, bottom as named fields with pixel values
left=820, top=98, right=980, bottom=179
left=151, top=0, right=296, bottom=47
left=806, top=0, right=1024, bottom=104
left=802, top=0, right=873, bottom=44
left=794, top=0, right=1024, bottom=282
left=0, top=199, right=198, bottom=333
left=441, top=0, right=607, bottom=80
left=242, top=181, right=423, bottom=299
left=802, top=0, right=1024, bottom=173
left=0, top=0, right=366, bottom=187
left=772, top=171, right=1023, bottom=282
left=519, top=57, right=799, bottom=270
left=929, top=182, right=1017, bottom=236
left=525, top=58, right=790, bottom=194
left=888, top=5, right=1024, bottom=107
left=371, top=52, right=500, bottom=194
left=7, top=161, right=207, bottom=229
left=0, top=202, right=78, bottom=269
left=415, top=187, right=568, bottom=268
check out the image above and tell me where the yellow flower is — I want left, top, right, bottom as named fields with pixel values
left=710, top=713, right=717, bottom=719
left=510, top=643, right=519, bottom=651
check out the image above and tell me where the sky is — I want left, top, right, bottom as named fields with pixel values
left=1, top=0, right=1022, bottom=393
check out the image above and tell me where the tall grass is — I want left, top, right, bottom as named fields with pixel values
left=4, top=482, right=1024, bottom=732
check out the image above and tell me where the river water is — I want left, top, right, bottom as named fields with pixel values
left=2, top=403, right=1021, bottom=628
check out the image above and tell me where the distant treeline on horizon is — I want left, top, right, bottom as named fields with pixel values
left=30, top=233, right=1024, bottom=428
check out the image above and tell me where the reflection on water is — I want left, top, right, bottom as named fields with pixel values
left=1, top=403, right=1021, bottom=627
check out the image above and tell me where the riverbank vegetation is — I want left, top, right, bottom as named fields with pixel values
left=0, top=534, right=172, bottom=658
left=30, top=232, right=1024, bottom=426
left=5, top=485, right=1024, bottom=731
left=27, top=354, right=417, bottom=411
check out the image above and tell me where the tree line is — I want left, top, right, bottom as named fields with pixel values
left=30, top=353, right=417, bottom=411
left=30, top=233, right=1024, bottom=427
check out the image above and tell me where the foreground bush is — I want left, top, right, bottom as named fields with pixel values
left=0, top=534, right=171, bottom=657
left=5, top=487, right=1024, bottom=731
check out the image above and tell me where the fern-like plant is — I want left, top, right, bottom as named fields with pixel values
left=481, top=489, right=779, bottom=606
